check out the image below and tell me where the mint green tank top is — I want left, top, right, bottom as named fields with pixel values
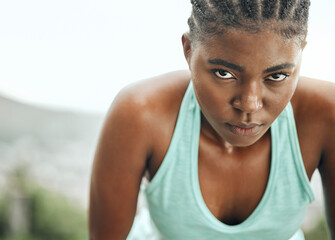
left=130, top=81, right=315, bottom=240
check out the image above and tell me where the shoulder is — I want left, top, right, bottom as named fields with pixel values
left=291, top=76, right=335, bottom=127
left=291, top=77, right=335, bottom=166
left=106, top=70, right=191, bottom=149
left=290, top=77, right=335, bottom=177
left=110, top=70, right=190, bottom=123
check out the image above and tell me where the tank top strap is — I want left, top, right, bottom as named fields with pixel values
left=273, top=102, right=315, bottom=202
left=145, top=81, right=198, bottom=193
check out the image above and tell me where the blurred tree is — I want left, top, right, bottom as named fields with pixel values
left=0, top=165, right=87, bottom=240
left=305, top=216, right=331, bottom=240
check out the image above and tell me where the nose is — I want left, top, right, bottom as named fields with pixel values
left=232, top=81, right=263, bottom=113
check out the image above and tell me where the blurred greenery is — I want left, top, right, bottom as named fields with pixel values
left=0, top=166, right=88, bottom=240
left=305, top=216, right=331, bottom=240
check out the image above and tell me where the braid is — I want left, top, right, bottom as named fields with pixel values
left=240, top=0, right=260, bottom=20
left=214, top=0, right=236, bottom=16
left=294, top=0, right=310, bottom=24
left=262, top=0, right=278, bottom=19
left=189, top=0, right=217, bottom=38
left=210, top=0, right=239, bottom=26
left=191, top=0, right=206, bottom=17
left=279, top=0, right=296, bottom=20
left=188, top=0, right=310, bottom=42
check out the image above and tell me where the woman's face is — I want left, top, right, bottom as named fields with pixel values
left=183, top=30, right=304, bottom=147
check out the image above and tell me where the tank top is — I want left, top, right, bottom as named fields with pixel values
left=129, top=81, right=315, bottom=240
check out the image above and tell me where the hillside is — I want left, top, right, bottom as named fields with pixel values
left=0, top=95, right=104, bottom=143
left=0, top=94, right=105, bottom=207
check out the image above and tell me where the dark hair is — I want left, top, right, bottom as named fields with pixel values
left=188, top=0, right=310, bottom=43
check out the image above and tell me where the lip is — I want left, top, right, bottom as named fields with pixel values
left=226, top=123, right=263, bottom=136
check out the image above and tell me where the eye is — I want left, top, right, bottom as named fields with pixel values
left=266, top=73, right=289, bottom=82
left=213, top=69, right=234, bottom=79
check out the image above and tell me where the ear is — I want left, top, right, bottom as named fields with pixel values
left=301, top=35, right=307, bottom=50
left=301, top=40, right=307, bottom=50
left=182, top=33, right=192, bottom=66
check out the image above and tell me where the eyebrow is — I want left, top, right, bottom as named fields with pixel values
left=208, top=59, right=244, bottom=72
left=207, top=59, right=295, bottom=74
left=263, top=63, right=295, bottom=73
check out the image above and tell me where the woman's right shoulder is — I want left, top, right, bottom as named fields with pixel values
left=115, top=70, right=189, bottom=108
left=110, top=70, right=190, bottom=121
left=104, top=70, right=191, bottom=151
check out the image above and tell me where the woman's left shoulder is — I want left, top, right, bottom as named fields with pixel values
left=291, top=76, right=335, bottom=126
left=290, top=77, right=335, bottom=181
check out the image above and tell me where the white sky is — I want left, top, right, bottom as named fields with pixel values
left=0, top=0, right=334, bottom=114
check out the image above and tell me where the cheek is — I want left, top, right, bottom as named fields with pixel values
left=193, top=79, right=232, bottom=118
left=264, top=80, right=298, bottom=117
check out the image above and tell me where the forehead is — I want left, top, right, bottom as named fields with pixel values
left=194, top=30, right=302, bottom=69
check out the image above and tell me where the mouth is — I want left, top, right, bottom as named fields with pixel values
left=226, top=122, right=263, bottom=136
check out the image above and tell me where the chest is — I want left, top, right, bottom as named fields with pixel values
left=197, top=131, right=271, bottom=225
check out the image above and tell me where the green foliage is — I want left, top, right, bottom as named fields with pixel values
left=0, top=167, right=88, bottom=240
left=305, top=216, right=331, bottom=240
left=0, top=233, right=38, bottom=240
left=0, top=195, right=9, bottom=236
left=29, top=187, right=88, bottom=240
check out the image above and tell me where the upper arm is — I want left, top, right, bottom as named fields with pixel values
left=319, top=130, right=335, bottom=239
left=89, top=88, right=153, bottom=239
left=318, top=82, right=335, bottom=239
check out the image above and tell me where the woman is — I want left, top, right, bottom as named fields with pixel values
left=89, top=0, right=335, bottom=239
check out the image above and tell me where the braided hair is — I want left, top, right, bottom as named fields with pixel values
left=188, top=0, right=310, bottom=43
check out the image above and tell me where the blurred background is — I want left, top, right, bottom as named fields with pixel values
left=0, top=0, right=334, bottom=239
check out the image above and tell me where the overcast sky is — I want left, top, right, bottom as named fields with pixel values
left=0, top=0, right=334, bottom=114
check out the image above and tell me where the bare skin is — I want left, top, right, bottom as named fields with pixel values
left=89, top=30, right=335, bottom=239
